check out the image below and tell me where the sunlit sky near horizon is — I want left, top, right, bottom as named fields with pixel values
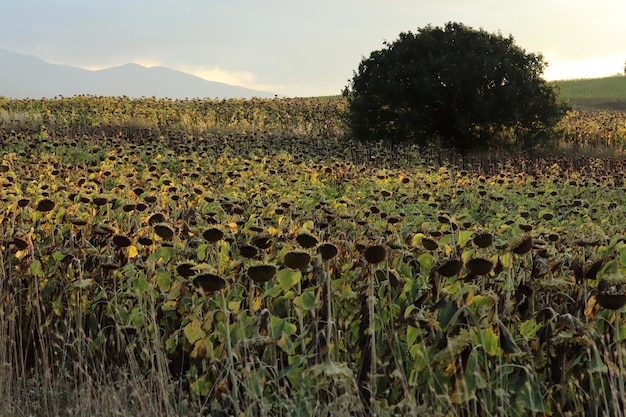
left=1, top=0, right=624, bottom=97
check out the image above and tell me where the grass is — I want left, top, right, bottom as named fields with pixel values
left=552, top=75, right=626, bottom=111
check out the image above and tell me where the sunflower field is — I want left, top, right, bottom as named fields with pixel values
left=1, top=96, right=626, bottom=416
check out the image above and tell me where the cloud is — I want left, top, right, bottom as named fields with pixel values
left=80, top=58, right=165, bottom=72
left=132, top=58, right=165, bottom=69
left=180, top=66, right=254, bottom=87
left=178, top=64, right=287, bottom=94
left=543, top=53, right=625, bottom=81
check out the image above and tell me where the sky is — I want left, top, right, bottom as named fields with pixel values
left=1, top=0, right=624, bottom=97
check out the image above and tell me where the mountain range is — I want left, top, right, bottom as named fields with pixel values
left=0, top=49, right=277, bottom=99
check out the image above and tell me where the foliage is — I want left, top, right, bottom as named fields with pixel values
left=344, top=22, right=570, bottom=152
left=0, top=96, right=626, bottom=416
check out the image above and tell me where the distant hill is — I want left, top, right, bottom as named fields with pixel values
left=551, top=76, right=626, bottom=111
left=0, top=49, right=277, bottom=99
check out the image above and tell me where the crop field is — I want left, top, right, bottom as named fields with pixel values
left=1, top=96, right=626, bottom=416
left=552, top=76, right=626, bottom=111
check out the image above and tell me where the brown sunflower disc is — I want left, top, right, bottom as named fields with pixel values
left=193, top=273, right=226, bottom=292
left=203, top=227, right=225, bottom=243
left=12, top=237, right=30, bottom=250
left=466, top=258, right=493, bottom=276
left=296, top=233, right=319, bottom=249
left=137, top=236, right=154, bottom=246
left=248, top=264, right=278, bottom=283
left=422, top=237, right=438, bottom=251
left=176, top=262, right=197, bottom=278
left=511, top=235, right=532, bottom=254
left=36, top=199, right=55, bottom=212
left=317, top=243, right=338, bottom=260
left=473, top=232, right=493, bottom=248
left=596, top=294, right=626, bottom=310
left=92, top=197, right=109, bottom=207
left=583, top=259, right=604, bottom=280
left=154, top=223, right=175, bottom=240
left=148, top=213, right=166, bottom=226
left=252, top=235, right=272, bottom=250
left=436, top=259, right=463, bottom=277
left=284, top=251, right=312, bottom=269
left=364, top=245, right=386, bottom=264
left=112, top=235, right=132, bottom=248
left=240, top=244, right=259, bottom=259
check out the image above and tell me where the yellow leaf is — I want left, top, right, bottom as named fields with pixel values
left=483, top=325, right=499, bottom=356
left=191, top=338, right=209, bottom=359
left=411, top=233, right=426, bottom=248
left=252, top=292, right=263, bottom=312
left=183, top=319, right=206, bottom=345
left=128, top=245, right=139, bottom=259
left=444, top=361, right=459, bottom=377
left=301, top=220, right=315, bottom=231
left=585, top=296, right=597, bottom=319
left=228, top=300, right=242, bottom=313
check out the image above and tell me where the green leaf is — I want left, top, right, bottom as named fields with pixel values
left=52, top=251, right=65, bottom=261
left=606, top=235, right=625, bottom=255
left=72, top=279, right=93, bottom=289
left=162, top=300, right=177, bottom=311
left=153, top=246, right=174, bottom=264
left=29, top=260, right=44, bottom=278
left=417, top=252, right=435, bottom=273
left=406, top=325, right=420, bottom=346
left=270, top=316, right=297, bottom=337
left=155, top=270, right=171, bottom=293
left=519, top=319, right=541, bottom=340
left=189, top=375, right=210, bottom=397
left=197, top=243, right=208, bottom=260
left=515, top=380, right=549, bottom=413
left=263, top=284, right=282, bottom=298
left=294, top=290, right=318, bottom=311
left=276, top=334, right=294, bottom=354
left=620, top=246, right=626, bottom=267
left=457, top=229, right=474, bottom=248
left=277, top=268, right=301, bottom=292
left=133, top=274, right=150, bottom=294
left=341, top=261, right=354, bottom=273
left=167, top=280, right=182, bottom=300
left=499, top=322, right=519, bottom=354
left=481, top=326, right=499, bottom=356
left=588, top=343, right=608, bottom=372
left=409, top=342, right=429, bottom=373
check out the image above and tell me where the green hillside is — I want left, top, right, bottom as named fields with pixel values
left=551, top=75, right=626, bottom=111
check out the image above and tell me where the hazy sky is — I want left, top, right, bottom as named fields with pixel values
left=1, top=0, right=624, bottom=96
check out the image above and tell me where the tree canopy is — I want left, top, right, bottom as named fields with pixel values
left=343, top=22, right=570, bottom=152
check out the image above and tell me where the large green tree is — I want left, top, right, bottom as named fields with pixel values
left=343, top=22, right=569, bottom=152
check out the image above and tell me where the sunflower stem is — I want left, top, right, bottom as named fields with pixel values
left=368, top=264, right=377, bottom=415
left=325, top=264, right=335, bottom=362
left=616, top=308, right=625, bottom=411
left=221, top=291, right=241, bottom=416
